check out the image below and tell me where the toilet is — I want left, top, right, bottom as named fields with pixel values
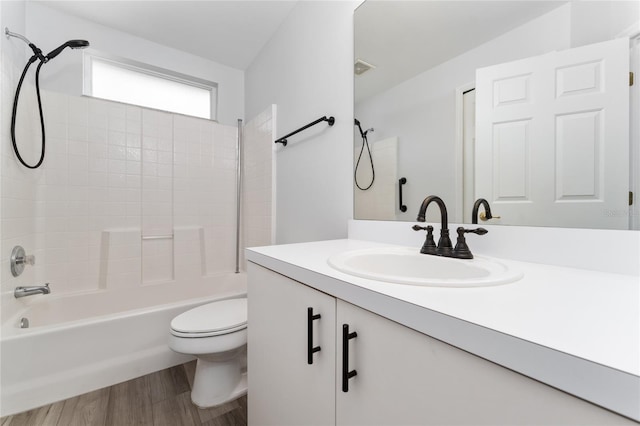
left=168, top=298, right=248, bottom=408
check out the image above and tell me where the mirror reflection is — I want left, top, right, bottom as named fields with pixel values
left=354, top=0, right=639, bottom=230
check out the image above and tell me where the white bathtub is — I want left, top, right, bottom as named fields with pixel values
left=0, top=273, right=247, bottom=417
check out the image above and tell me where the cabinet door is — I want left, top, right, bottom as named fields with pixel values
left=335, top=300, right=632, bottom=426
left=247, top=263, right=336, bottom=426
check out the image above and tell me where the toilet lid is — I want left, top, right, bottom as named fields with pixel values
left=171, top=298, right=247, bottom=336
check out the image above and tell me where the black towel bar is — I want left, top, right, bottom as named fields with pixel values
left=274, top=116, right=335, bottom=146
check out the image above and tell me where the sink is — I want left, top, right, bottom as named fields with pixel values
left=327, top=246, right=523, bottom=287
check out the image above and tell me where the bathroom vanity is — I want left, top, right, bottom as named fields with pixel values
left=246, top=239, right=639, bottom=425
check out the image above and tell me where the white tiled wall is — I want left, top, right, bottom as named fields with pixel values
left=1, top=31, right=39, bottom=322
left=1, top=89, right=272, bottom=322
left=241, top=105, right=276, bottom=265
left=141, top=108, right=174, bottom=282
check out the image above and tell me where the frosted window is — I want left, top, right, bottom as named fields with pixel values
left=86, top=56, right=216, bottom=120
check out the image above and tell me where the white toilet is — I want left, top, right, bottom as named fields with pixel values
left=168, top=297, right=248, bottom=408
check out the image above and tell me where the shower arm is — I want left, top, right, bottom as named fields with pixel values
left=5, top=27, right=46, bottom=62
left=5, top=27, right=33, bottom=45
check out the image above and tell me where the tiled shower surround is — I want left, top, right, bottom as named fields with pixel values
left=1, top=84, right=273, bottom=322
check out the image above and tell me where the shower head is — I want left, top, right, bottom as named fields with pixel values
left=355, top=118, right=374, bottom=139
left=69, top=40, right=90, bottom=49
left=45, top=39, right=90, bottom=61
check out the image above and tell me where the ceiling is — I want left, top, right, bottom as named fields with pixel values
left=34, top=0, right=298, bottom=70
left=355, top=1, right=567, bottom=103
left=34, top=1, right=568, bottom=88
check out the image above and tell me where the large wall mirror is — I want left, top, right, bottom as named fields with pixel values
left=354, top=1, right=639, bottom=230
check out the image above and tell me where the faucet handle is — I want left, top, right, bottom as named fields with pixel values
left=412, top=224, right=437, bottom=255
left=459, top=227, right=488, bottom=236
left=479, top=212, right=501, bottom=221
left=453, top=227, right=488, bottom=259
left=11, top=245, right=35, bottom=277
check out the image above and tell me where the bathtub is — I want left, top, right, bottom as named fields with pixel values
left=0, top=272, right=246, bottom=417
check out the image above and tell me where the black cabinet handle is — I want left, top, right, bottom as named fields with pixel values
left=307, top=307, right=321, bottom=364
left=399, top=177, right=407, bottom=212
left=342, top=324, right=358, bottom=392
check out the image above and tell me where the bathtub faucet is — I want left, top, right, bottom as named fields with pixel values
left=14, top=283, right=50, bottom=298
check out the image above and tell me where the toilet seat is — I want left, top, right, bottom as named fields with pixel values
left=170, top=298, right=247, bottom=338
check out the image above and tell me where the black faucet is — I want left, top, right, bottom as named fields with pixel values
left=472, top=198, right=496, bottom=224
left=413, top=195, right=487, bottom=259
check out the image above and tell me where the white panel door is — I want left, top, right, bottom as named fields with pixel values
left=247, top=263, right=336, bottom=426
left=475, top=38, right=629, bottom=229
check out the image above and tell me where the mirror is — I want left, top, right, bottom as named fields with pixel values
left=354, top=1, right=639, bottom=230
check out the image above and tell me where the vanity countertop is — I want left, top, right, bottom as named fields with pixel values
left=246, top=238, right=640, bottom=422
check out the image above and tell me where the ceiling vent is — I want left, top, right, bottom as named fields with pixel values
left=354, top=59, right=375, bottom=76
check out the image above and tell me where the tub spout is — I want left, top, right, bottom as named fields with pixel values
left=14, top=283, right=50, bottom=298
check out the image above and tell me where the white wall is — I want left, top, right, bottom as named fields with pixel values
left=245, top=1, right=358, bottom=244
left=570, top=0, right=640, bottom=47
left=0, top=2, right=26, bottom=71
left=24, top=2, right=244, bottom=126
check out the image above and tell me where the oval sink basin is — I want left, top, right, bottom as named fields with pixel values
left=327, top=246, right=523, bottom=287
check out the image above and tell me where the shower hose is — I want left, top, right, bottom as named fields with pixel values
left=354, top=130, right=375, bottom=190
left=11, top=54, right=47, bottom=169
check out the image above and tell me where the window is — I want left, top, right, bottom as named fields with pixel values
left=83, top=52, right=217, bottom=120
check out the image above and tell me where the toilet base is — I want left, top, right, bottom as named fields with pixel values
left=190, top=355, right=248, bottom=408
left=192, top=372, right=247, bottom=409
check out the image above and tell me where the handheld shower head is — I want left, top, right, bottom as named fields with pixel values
left=45, top=39, right=90, bottom=61
left=69, top=40, right=90, bottom=49
left=354, top=117, right=375, bottom=138
left=8, top=31, right=90, bottom=169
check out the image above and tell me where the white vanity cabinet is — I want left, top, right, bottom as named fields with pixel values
left=247, top=262, right=336, bottom=425
left=248, top=262, right=636, bottom=426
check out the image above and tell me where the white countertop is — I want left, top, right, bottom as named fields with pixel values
left=246, top=238, right=640, bottom=422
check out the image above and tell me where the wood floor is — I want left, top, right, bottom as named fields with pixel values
left=0, top=361, right=247, bottom=426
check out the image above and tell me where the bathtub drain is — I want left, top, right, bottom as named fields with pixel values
left=20, top=317, right=29, bottom=328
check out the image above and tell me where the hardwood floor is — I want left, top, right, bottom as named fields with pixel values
left=1, top=361, right=247, bottom=426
